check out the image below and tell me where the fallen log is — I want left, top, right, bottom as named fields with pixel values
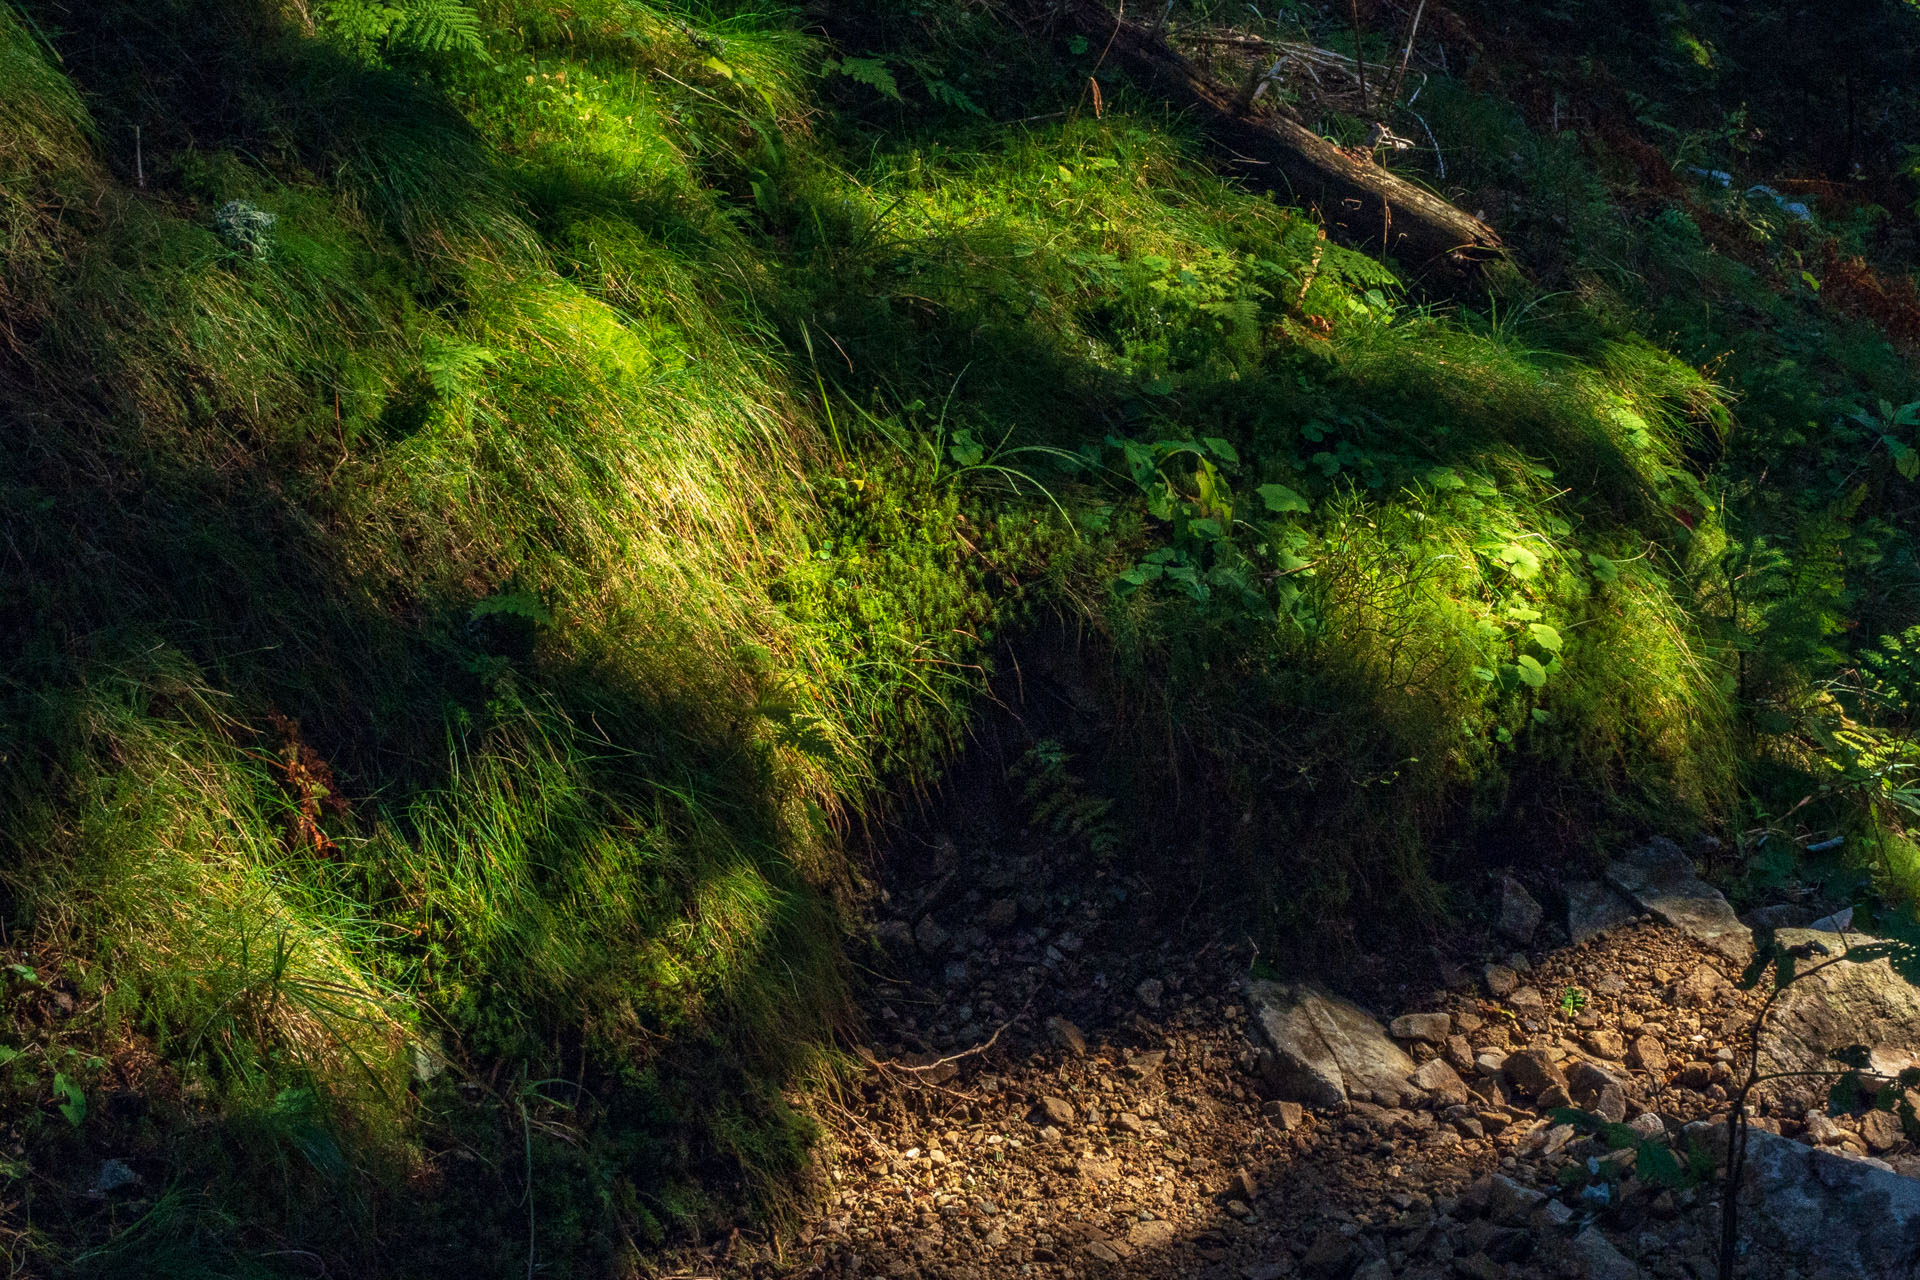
left=1054, top=0, right=1504, bottom=290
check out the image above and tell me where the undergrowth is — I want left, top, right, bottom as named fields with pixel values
left=0, top=0, right=1916, bottom=1274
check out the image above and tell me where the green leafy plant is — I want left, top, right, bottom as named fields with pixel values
left=319, top=0, right=484, bottom=63
left=50, top=1073, right=84, bottom=1127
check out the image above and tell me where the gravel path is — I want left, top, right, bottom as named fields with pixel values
left=670, top=830, right=1920, bottom=1279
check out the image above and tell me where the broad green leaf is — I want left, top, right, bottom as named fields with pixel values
left=1515, top=655, right=1548, bottom=688
left=1528, top=623, right=1564, bottom=653
left=52, top=1073, right=84, bottom=1127
left=1587, top=553, right=1620, bottom=583
left=1201, top=436, right=1240, bottom=465
left=1258, top=483, right=1309, bottom=513
left=1498, top=542, right=1542, bottom=580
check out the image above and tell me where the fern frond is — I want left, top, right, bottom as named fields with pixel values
left=395, top=0, right=484, bottom=57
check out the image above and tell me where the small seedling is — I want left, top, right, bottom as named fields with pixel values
left=1559, top=986, right=1587, bottom=1016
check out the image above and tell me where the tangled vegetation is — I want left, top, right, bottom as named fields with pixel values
left=0, top=0, right=1917, bottom=1272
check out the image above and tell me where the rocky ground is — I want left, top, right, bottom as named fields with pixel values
left=670, top=832, right=1920, bottom=1280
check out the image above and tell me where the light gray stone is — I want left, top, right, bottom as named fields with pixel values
left=1563, top=1227, right=1645, bottom=1280
left=1249, top=981, right=1418, bottom=1108
left=1760, top=930, right=1920, bottom=1084
left=1604, top=837, right=1752, bottom=960
left=1738, top=1128, right=1920, bottom=1279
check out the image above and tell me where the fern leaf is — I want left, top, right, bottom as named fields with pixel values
left=396, top=0, right=484, bottom=57
left=829, top=56, right=901, bottom=101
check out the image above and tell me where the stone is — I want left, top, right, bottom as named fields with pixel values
left=1497, top=875, right=1543, bottom=944
left=1264, top=1099, right=1305, bottom=1130
left=1507, top=986, right=1546, bottom=1011
left=1603, top=837, right=1753, bottom=961
left=1760, top=930, right=1920, bottom=1088
left=1804, top=1111, right=1846, bottom=1146
left=915, top=915, right=952, bottom=956
left=1484, top=964, right=1518, bottom=998
left=1474, top=1050, right=1509, bottom=1077
left=1046, top=1016, right=1087, bottom=1058
left=1563, top=1227, right=1645, bottom=1280
left=1540, top=1122, right=1577, bottom=1157
left=91, top=1159, right=140, bottom=1195
left=1859, top=1108, right=1905, bottom=1153
left=1486, top=1173, right=1547, bottom=1225
left=1584, top=1030, right=1626, bottom=1060
left=1627, top=1112, right=1666, bottom=1138
left=1032, top=1096, right=1075, bottom=1127
left=1807, top=906, right=1855, bottom=933
left=1566, top=879, right=1639, bottom=944
left=1409, top=1057, right=1471, bottom=1106
left=1351, top=1262, right=1392, bottom=1280
left=1390, top=1012, right=1452, bottom=1043
left=1502, top=1048, right=1568, bottom=1102
left=1128, top=1219, right=1176, bottom=1249
left=1566, top=1060, right=1629, bottom=1124
left=1300, top=1229, right=1359, bottom=1277
left=1112, top=1111, right=1145, bottom=1136
left=875, top=918, right=914, bottom=953
left=1742, top=902, right=1815, bottom=931
left=1626, top=1035, right=1667, bottom=1075
left=1249, top=981, right=1418, bottom=1108
left=982, top=897, right=1019, bottom=930
left=1445, top=1034, right=1476, bottom=1073
left=1738, top=1128, right=1920, bottom=1278
left=1674, top=1062, right=1714, bottom=1091
left=1135, top=978, right=1165, bottom=1009
left=1229, top=1168, right=1259, bottom=1202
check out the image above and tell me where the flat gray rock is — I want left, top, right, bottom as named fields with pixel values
left=1566, top=879, right=1638, bottom=944
left=1760, top=929, right=1920, bottom=1083
left=1579, top=1228, right=1644, bottom=1280
left=1249, top=981, right=1416, bottom=1108
left=1603, top=837, right=1752, bottom=960
left=1738, top=1129, right=1920, bottom=1279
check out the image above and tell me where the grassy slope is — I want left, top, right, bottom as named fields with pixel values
left=0, top=0, right=1915, bottom=1273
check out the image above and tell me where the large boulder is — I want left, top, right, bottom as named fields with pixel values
left=1759, top=929, right=1920, bottom=1084
left=1249, top=982, right=1417, bottom=1108
left=1604, top=837, right=1752, bottom=961
left=1737, top=1129, right=1920, bottom=1279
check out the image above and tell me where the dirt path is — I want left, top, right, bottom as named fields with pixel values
left=662, top=810, right=1917, bottom=1280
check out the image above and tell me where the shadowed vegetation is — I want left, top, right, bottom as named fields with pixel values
left=0, top=0, right=1917, bottom=1272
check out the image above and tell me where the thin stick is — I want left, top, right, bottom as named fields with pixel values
left=1346, top=0, right=1370, bottom=115
left=134, top=126, right=144, bottom=189
left=1385, top=0, right=1425, bottom=108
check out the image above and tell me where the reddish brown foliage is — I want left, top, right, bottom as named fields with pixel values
left=265, top=711, right=347, bottom=858
left=1820, top=241, right=1920, bottom=351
